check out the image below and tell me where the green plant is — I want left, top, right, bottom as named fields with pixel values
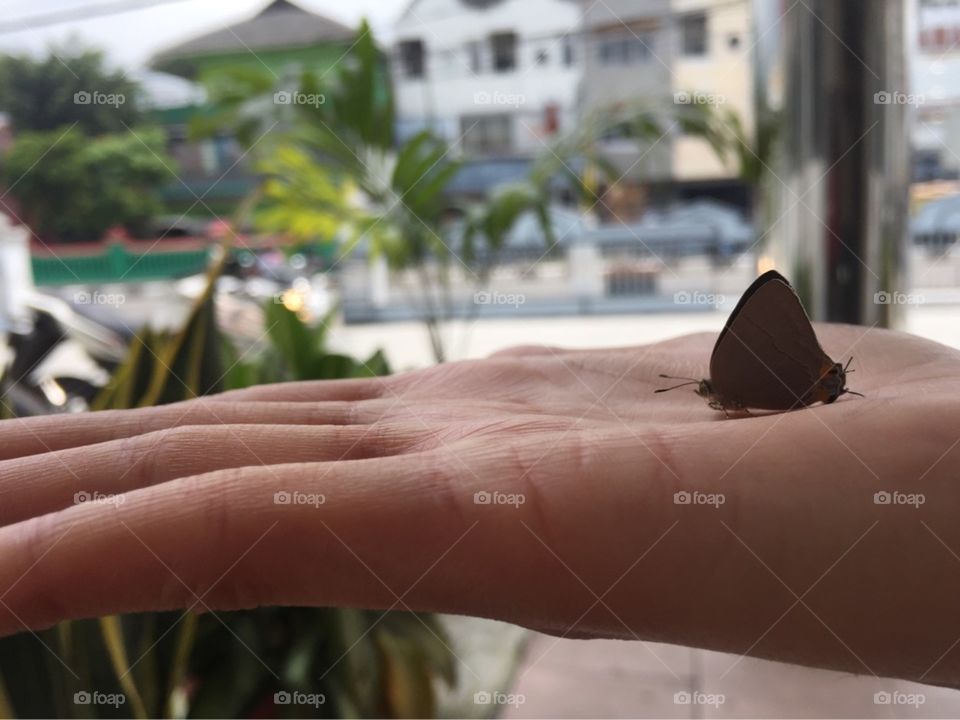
left=195, top=23, right=734, bottom=361
left=193, top=22, right=553, bottom=362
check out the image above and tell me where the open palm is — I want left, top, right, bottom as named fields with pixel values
left=1, top=323, right=960, bottom=687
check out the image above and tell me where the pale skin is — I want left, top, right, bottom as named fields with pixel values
left=0, top=324, right=959, bottom=688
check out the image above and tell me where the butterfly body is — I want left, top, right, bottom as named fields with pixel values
left=656, top=271, right=860, bottom=414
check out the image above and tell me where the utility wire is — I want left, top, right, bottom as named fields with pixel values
left=0, top=0, right=193, bottom=35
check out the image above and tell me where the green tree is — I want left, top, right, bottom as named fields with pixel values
left=0, top=45, right=142, bottom=134
left=2, top=126, right=173, bottom=242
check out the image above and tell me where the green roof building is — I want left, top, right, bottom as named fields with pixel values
left=147, top=0, right=355, bottom=217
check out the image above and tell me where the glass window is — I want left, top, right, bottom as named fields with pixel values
left=460, top=114, right=513, bottom=156
left=491, top=32, right=518, bottom=72
left=681, top=13, right=708, bottom=56
left=397, top=39, right=425, bottom=78
left=597, top=30, right=653, bottom=65
left=562, top=34, right=576, bottom=66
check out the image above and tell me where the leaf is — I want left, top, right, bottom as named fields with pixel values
left=264, top=300, right=319, bottom=380
left=98, top=616, right=149, bottom=719
left=376, top=630, right=437, bottom=718
left=92, top=254, right=227, bottom=410
left=165, top=613, right=198, bottom=719
left=0, top=674, right=14, bottom=720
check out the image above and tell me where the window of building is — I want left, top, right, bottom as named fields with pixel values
left=461, top=114, right=513, bottom=156
left=490, top=32, right=518, bottom=72
left=680, top=13, right=708, bottom=56
left=398, top=39, right=425, bottom=78
left=597, top=30, right=654, bottom=64
left=562, top=34, right=576, bottom=66
left=467, top=41, right=483, bottom=73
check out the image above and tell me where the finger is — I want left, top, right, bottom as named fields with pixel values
left=212, top=376, right=391, bottom=403
left=0, top=452, right=498, bottom=637
left=0, top=423, right=432, bottom=527
left=0, top=426, right=646, bottom=639
left=0, top=399, right=376, bottom=461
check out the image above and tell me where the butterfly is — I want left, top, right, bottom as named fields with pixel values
left=656, top=270, right=862, bottom=414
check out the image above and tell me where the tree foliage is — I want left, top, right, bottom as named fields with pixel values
left=2, top=126, right=173, bottom=242
left=0, top=45, right=143, bottom=134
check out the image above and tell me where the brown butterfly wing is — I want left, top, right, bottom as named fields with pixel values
left=709, top=273, right=833, bottom=410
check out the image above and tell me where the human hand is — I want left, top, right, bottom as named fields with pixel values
left=1, top=323, right=959, bottom=686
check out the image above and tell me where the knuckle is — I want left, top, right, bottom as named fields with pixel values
left=125, top=425, right=203, bottom=487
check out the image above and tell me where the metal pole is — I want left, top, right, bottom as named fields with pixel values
left=757, top=0, right=910, bottom=327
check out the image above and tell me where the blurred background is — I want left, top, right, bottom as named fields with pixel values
left=0, top=0, right=957, bottom=717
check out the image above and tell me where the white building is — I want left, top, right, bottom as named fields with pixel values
left=579, top=0, right=753, bottom=219
left=669, top=0, right=753, bottom=183
left=913, top=0, right=960, bottom=179
left=392, top=0, right=582, bottom=158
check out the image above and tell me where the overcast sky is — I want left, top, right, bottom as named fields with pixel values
left=0, top=0, right=410, bottom=68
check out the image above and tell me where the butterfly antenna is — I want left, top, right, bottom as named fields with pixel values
left=655, top=374, right=701, bottom=393
left=845, top=389, right=865, bottom=398
left=843, top=357, right=856, bottom=373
